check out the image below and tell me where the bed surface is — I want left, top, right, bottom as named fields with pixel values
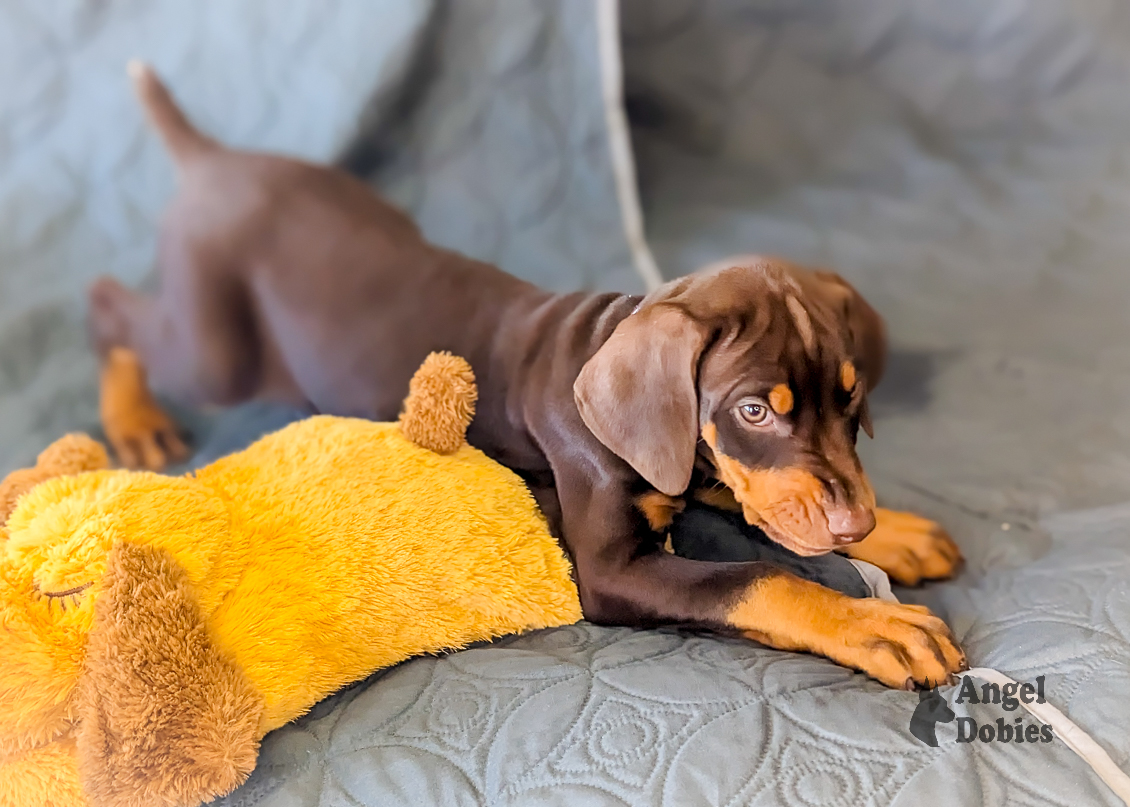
left=2, top=1, right=1127, bottom=804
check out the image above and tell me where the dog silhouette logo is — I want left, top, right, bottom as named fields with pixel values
left=909, top=681, right=955, bottom=747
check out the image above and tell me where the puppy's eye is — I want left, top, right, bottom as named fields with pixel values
left=738, top=402, right=770, bottom=425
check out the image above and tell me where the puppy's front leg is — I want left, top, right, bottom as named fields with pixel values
left=729, top=571, right=965, bottom=689
left=560, top=473, right=965, bottom=688
left=838, top=508, right=963, bottom=586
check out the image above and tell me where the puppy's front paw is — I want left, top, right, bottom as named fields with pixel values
left=731, top=573, right=965, bottom=689
left=839, top=508, right=962, bottom=585
left=101, top=348, right=188, bottom=471
left=832, top=599, right=966, bottom=689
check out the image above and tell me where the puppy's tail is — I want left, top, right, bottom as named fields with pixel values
left=127, top=60, right=218, bottom=167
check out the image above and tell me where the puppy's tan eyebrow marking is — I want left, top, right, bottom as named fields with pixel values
left=768, top=384, right=794, bottom=414
left=784, top=295, right=816, bottom=356
left=840, top=361, right=856, bottom=391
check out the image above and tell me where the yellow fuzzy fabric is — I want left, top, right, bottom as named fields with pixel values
left=0, top=738, right=84, bottom=807
left=0, top=411, right=581, bottom=807
left=196, top=417, right=582, bottom=730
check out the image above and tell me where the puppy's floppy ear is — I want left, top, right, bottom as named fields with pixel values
left=574, top=304, right=710, bottom=496
left=812, top=270, right=887, bottom=390
left=76, top=542, right=262, bottom=807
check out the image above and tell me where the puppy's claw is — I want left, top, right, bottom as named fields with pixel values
left=833, top=599, right=965, bottom=689
left=108, top=418, right=188, bottom=472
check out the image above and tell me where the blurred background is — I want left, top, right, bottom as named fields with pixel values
left=3, top=2, right=1130, bottom=802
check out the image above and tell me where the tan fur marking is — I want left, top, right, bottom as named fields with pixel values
left=635, top=491, right=685, bottom=532
left=76, top=543, right=263, bottom=807
left=692, top=485, right=742, bottom=512
left=785, top=296, right=816, bottom=356
left=840, top=361, right=856, bottom=391
left=398, top=352, right=477, bottom=455
left=100, top=347, right=188, bottom=471
left=768, top=384, right=794, bottom=415
left=727, top=573, right=965, bottom=688
left=838, top=507, right=963, bottom=585
left=702, top=423, right=831, bottom=556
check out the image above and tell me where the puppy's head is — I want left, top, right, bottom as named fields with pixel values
left=575, top=259, right=883, bottom=556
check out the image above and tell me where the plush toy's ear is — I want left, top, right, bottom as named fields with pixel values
left=75, top=542, right=263, bottom=807
left=398, top=352, right=478, bottom=454
left=0, top=434, right=109, bottom=528
left=37, top=433, right=111, bottom=476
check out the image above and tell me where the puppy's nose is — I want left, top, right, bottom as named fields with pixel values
left=826, top=505, right=876, bottom=544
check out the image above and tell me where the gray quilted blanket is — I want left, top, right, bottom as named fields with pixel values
left=2, top=0, right=1129, bottom=805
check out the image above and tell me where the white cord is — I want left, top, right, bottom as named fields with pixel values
left=589, top=23, right=1127, bottom=800
left=858, top=580, right=1127, bottom=801
left=963, top=667, right=1130, bottom=805
left=594, top=0, right=664, bottom=292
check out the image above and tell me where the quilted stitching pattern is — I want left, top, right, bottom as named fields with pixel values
left=216, top=598, right=1125, bottom=805
left=368, top=0, right=645, bottom=295
left=2, top=1, right=1128, bottom=804
left=0, top=0, right=432, bottom=474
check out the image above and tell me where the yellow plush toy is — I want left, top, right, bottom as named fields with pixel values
left=0, top=353, right=582, bottom=807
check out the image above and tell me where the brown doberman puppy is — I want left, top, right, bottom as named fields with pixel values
left=89, top=64, right=964, bottom=689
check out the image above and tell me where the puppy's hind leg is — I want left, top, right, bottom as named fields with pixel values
left=89, top=277, right=188, bottom=471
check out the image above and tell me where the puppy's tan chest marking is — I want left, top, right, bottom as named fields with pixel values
left=635, top=490, right=686, bottom=532
left=692, top=485, right=742, bottom=512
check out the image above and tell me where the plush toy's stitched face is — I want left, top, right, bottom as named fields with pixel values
left=0, top=483, right=119, bottom=753
left=0, top=470, right=233, bottom=754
